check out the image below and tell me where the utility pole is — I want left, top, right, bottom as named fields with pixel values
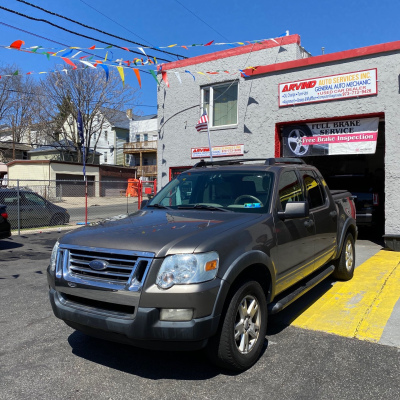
left=12, top=115, right=15, bottom=160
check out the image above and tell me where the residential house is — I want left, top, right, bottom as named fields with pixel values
left=63, top=108, right=133, bottom=166
left=124, top=114, right=157, bottom=180
left=28, top=139, right=101, bottom=164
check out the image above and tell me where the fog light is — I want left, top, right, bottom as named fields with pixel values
left=160, top=308, right=193, bottom=321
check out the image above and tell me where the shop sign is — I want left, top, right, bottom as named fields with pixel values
left=279, top=69, right=377, bottom=107
left=281, top=117, right=379, bottom=157
left=191, top=144, right=244, bottom=159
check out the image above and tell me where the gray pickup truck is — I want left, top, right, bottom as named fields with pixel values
left=47, top=158, right=357, bottom=371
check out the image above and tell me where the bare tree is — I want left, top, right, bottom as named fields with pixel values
left=0, top=64, right=38, bottom=162
left=35, top=66, right=139, bottom=163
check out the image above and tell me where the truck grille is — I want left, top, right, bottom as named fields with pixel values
left=60, top=245, right=154, bottom=289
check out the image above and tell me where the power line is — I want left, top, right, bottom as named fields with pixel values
left=174, top=0, right=230, bottom=42
left=0, top=5, right=172, bottom=62
left=15, top=0, right=187, bottom=60
left=78, top=0, right=154, bottom=47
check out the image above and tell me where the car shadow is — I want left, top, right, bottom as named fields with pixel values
left=68, top=331, right=269, bottom=378
left=0, top=238, right=23, bottom=250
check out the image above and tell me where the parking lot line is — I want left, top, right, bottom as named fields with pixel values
left=291, top=250, right=400, bottom=344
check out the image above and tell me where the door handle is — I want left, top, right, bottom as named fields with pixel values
left=304, top=219, right=314, bottom=228
left=329, top=211, right=337, bottom=218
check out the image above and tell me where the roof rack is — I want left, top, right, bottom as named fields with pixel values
left=193, top=158, right=267, bottom=167
left=193, top=157, right=305, bottom=168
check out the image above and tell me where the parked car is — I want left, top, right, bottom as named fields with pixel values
left=47, top=158, right=356, bottom=371
left=0, top=203, right=11, bottom=239
left=325, top=174, right=384, bottom=232
left=0, top=189, right=70, bottom=229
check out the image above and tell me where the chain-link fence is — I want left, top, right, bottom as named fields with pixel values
left=1, top=179, right=142, bottom=233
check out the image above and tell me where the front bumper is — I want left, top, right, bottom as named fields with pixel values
left=48, top=286, right=221, bottom=351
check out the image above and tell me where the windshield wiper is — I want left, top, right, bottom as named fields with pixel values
left=177, top=204, right=229, bottom=212
left=147, top=203, right=171, bottom=209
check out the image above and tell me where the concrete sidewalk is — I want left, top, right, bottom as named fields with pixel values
left=55, top=196, right=138, bottom=209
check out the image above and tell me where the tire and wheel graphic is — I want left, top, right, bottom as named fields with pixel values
left=206, top=280, right=268, bottom=371
left=282, top=125, right=313, bottom=157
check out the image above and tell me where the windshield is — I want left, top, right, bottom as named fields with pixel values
left=148, top=170, right=274, bottom=213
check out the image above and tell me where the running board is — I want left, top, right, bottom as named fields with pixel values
left=268, top=265, right=335, bottom=315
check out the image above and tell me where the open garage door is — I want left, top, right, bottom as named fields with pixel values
left=279, top=119, right=385, bottom=237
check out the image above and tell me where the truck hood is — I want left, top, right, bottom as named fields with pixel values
left=60, top=209, right=262, bottom=257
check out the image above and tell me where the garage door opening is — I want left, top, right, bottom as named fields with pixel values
left=278, top=120, right=385, bottom=239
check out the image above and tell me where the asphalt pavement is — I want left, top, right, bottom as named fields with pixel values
left=1, top=232, right=399, bottom=400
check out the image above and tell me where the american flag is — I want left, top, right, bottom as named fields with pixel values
left=195, top=110, right=209, bottom=132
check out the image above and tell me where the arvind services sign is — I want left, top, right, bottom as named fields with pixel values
left=279, top=69, right=377, bottom=107
left=191, top=144, right=244, bottom=159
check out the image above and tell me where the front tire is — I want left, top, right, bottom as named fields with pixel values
left=333, top=233, right=355, bottom=281
left=207, top=280, right=268, bottom=371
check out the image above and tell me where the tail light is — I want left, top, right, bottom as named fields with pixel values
left=1, top=212, right=8, bottom=219
left=373, top=193, right=379, bottom=206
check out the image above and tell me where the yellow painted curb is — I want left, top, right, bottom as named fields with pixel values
left=291, top=250, right=400, bottom=343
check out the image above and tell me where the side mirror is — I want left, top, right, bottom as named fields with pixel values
left=140, top=199, right=149, bottom=209
left=278, top=201, right=309, bottom=220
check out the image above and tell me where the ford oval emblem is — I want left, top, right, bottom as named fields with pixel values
left=89, top=259, right=109, bottom=271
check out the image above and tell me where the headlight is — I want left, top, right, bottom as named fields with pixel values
left=50, top=241, right=59, bottom=272
left=156, top=252, right=219, bottom=289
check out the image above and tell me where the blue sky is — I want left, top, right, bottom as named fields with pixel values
left=1, top=0, right=399, bottom=115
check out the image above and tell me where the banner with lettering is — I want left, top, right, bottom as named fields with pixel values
left=279, top=69, right=377, bottom=107
left=191, top=144, right=244, bottom=159
left=281, top=117, right=379, bottom=157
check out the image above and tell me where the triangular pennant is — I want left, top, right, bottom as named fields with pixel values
left=149, top=70, right=160, bottom=85
left=80, top=60, right=96, bottom=68
left=138, top=47, right=147, bottom=56
left=133, top=68, right=141, bottom=88
left=122, top=47, right=130, bottom=52
left=99, top=64, right=109, bottom=81
left=88, top=45, right=96, bottom=50
left=61, top=57, right=77, bottom=69
left=182, top=45, right=188, bottom=50
left=161, top=71, right=170, bottom=87
left=9, top=40, right=25, bottom=50
left=174, top=71, right=182, bottom=84
left=117, top=66, right=125, bottom=87
left=13, top=71, right=19, bottom=76
left=61, top=49, right=74, bottom=57
left=204, top=40, right=214, bottom=46
left=185, top=70, right=196, bottom=81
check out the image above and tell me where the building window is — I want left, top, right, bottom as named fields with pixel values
left=136, top=134, right=140, bottom=142
left=201, top=82, right=238, bottom=127
left=144, top=134, right=148, bottom=142
left=104, top=130, right=108, bottom=141
left=104, top=151, right=108, bottom=163
left=93, top=133, right=96, bottom=140
left=152, top=134, right=158, bottom=141
left=125, top=154, right=130, bottom=165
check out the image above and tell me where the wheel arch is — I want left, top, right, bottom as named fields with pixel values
left=213, top=251, right=275, bottom=317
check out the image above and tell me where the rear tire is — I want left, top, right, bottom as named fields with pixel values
left=207, top=280, right=267, bottom=371
left=50, top=214, right=65, bottom=226
left=332, top=233, right=355, bottom=281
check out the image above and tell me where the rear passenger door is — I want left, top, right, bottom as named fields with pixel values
left=273, top=170, right=316, bottom=292
left=300, top=170, right=337, bottom=271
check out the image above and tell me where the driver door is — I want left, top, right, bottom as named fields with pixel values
left=273, top=170, right=316, bottom=293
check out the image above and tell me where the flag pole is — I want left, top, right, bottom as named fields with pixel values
left=206, top=123, right=213, bottom=162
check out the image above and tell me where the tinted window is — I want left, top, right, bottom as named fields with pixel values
left=278, top=171, right=304, bottom=211
left=302, top=170, right=325, bottom=209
